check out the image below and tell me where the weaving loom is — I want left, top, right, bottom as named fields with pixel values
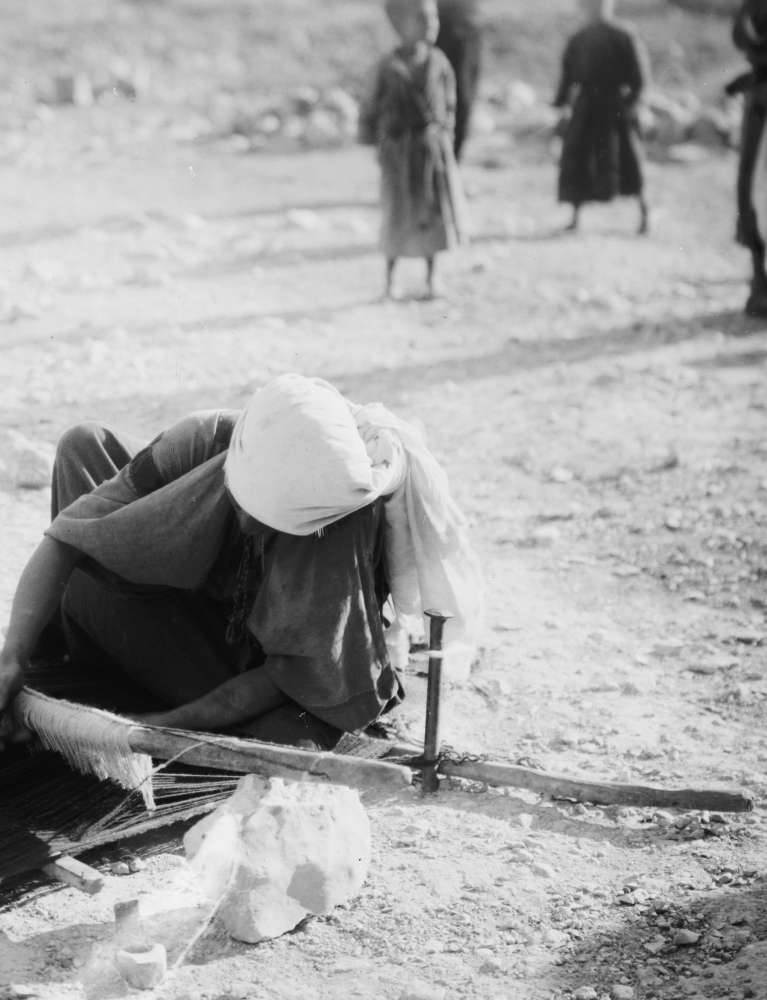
left=0, top=655, right=403, bottom=904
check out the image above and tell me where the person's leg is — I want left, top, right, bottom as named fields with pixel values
left=746, top=241, right=767, bottom=316
left=638, top=194, right=649, bottom=236
left=384, top=256, right=397, bottom=298
left=51, top=421, right=146, bottom=519
left=566, top=204, right=581, bottom=232
left=426, top=255, right=444, bottom=299
left=61, top=567, right=238, bottom=709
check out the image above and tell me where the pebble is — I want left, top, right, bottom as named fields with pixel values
left=674, top=929, right=701, bottom=946
left=111, top=862, right=131, bottom=876
left=531, top=862, right=556, bottom=879
left=480, top=957, right=503, bottom=974
left=612, top=988, right=635, bottom=1000
left=544, top=928, right=569, bottom=947
left=398, top=986, right=446, bottom=1000
left=573, top=988, right=599, bottom=1000
left=516, top=813, right=534, bottom=829
left=128, top=858, right=145, bottom=873
left=424, top=939, right=444, bottom=954
left=508, top=848, right=535, bottom=864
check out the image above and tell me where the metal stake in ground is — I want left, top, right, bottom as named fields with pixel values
left=422, top=609, right=453, bottom=795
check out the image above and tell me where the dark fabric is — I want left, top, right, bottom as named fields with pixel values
left=734, top=0, right=767, bottom=281
left=554, top=20, right=648, bottom=206
left=436, top=0, right=482, bottom=159
left=47, top=415, right=404, bottom=733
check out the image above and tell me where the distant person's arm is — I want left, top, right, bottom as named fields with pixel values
left=553, top=39, right=576, bottom=108
left=358, top=61, right=385, bottom=145
left=0, top=536, right=84, bottom=747
left=624, top=32, right=651, bottom=107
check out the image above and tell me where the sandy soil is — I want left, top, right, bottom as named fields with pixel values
left=1, top=106, right=767, bottom=1000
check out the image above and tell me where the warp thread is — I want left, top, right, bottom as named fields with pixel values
left=12, top=688, right=155, bottom=810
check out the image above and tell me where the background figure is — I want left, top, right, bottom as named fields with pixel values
left=732, top=0, right=767, bottom=317
left=435, top=0, right=482, bottom=160
left=554, top=0, right=650, bottom=234
left=358, top=0, right=467, bottom=299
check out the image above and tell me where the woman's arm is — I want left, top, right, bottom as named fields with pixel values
left=130, top=668, right=288, bottom=732
left=0, top=536, right=84, bottom=745
left=553, top=40, right=575, bottom=109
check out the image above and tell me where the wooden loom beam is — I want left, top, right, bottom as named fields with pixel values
left=127, top=726, right=412, bottom=792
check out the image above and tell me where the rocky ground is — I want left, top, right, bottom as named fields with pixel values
left=1, top=71, right=767, bottom=1000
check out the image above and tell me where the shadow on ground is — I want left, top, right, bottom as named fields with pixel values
left=544, top=880, right=767, bottom=1000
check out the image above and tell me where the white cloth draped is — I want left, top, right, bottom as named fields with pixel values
left=225, top=374, right=483, bottom=681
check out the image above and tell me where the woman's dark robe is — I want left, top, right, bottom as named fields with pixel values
left=45, top=412, right=404, bottom=738
left=554, top=20, right=649, bottom=207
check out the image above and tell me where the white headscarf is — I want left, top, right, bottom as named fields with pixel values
left=225, top=374, right=483, bottom=681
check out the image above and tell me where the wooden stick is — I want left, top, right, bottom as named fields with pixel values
left=128, top=726, right=412, bottom=792
left=437, top=758, right=756, bottom=813
left=42, top=855, right=104, bottom=894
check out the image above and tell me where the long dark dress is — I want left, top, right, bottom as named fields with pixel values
left=45, top=413, right=404, bottom=749
left=733, top=0, right=767, bottom=293
left=359, top=46, right=467, bottom=258
left=554, top=20, right=649, bottom=207
left=436, top=0, right=482, bottom=160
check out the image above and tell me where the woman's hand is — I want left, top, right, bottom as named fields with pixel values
left=0, top=648, right=30, bottom=750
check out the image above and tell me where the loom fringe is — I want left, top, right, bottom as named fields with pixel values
left=12, top=688, right=155, bottom=810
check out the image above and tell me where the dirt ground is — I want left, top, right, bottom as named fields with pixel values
left=2, top=101, right=767, bottom=1000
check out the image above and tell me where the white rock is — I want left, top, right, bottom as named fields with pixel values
left=184, top=775, right=371, bottom=943
left=114, top=944, right=166, bottom=989
left=0, top=430, right=53, bottom=489
left=674, top=929, right=700, bottom=946
left=399, top=986, right=446, bottom=1000
left=612, top=987, right=635, bottom=999
left=574, top=988, right=598, bottom=1000
left=531, top=862, right=556, bottom=879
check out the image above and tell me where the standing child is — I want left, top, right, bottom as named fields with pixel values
left=359, top=0, right=467, bottom=299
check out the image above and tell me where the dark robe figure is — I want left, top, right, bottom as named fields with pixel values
left=731, top=0, right=767, bottom=316
left=36, top=412, right=405, bottom=751
left=435, top=0, right=482, bottom=160
left=554, top=0, right=649, bottom=234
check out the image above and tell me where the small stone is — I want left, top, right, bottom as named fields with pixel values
left=508, top=848, right=535, bottom=864
left=531, top=862, right=556, bottom=879
left=652, top=640, right=685, bottom=658
left=550, top=467, right=574, bottom=483
left=531, top=525, right=560, bottom=546
left=424, top=939, right=444, bottom=954
left=114, top=944, right=166, bottom=990
left=0, top=430, right=54, bottom=489
left=480, top=957, right=503, bottom=974
left=516, top=813, right=534, bottom=829
left=612, top=988, right=635, bottom=1000
left=573, top=988, right=598, bottom=1000
left=398, top=986, right=447, bottom=1000
left=128, top=857, right=145, bottom=873
left=544, top=928, right=569, bottom=947
left=674, top=929, right=701, bottom=946
left=111, top=862, right=130, bottom=876
left=665, top=510, right=683, bottom=530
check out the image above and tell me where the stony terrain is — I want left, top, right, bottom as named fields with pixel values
left=2, top=2, right=767, bottom=1000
